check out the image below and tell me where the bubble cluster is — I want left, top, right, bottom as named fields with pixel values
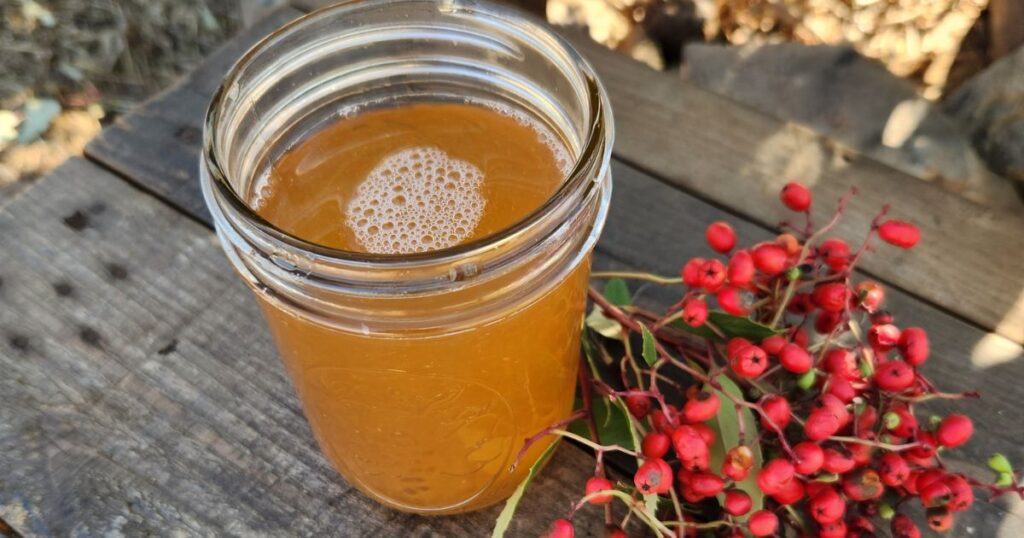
left=483, top=102, right=573, bottom=176
left=345, top=146, right=485, bottom=254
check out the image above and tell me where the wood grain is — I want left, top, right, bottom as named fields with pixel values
left=561, top=32, right=1024, bottom=344
left=594, top=161, right=1024, bottom=537
left=0, top=159, right=610, bottom=537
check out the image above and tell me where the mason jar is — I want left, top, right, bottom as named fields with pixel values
left=200, top=0, right=613, bottom=514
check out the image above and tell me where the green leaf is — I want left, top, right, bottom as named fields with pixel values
left=671, top=311, right=782, bottom=342
left=708, top=374, right=763, bottom=520
left=640, top=325, right=658, bottom=367
left=995, top=472, right=1014, bottom=488
left=603, top=278, right=631, bottom=306
left=586, top=306, right=623, bottom=340
left=568, top=397, right=636, bottom=451
left=989, top=453, right=1013, bottom=474
left=491, top=440, right=560, bottom=538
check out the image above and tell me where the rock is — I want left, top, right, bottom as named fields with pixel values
left=682, top=42, right=1021, bottom=209
left=944, top=45, right=1024, bottom=187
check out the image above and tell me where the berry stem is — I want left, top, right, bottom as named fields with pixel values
left=551, top=429, right=640, bottom=458
left=510, top=410, right=586, bottom=472
left=827, top=436, right=919, bottom=452
left=591, top=271, right=683, bottom=285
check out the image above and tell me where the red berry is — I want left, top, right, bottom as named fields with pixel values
left=705, top=221, right=736, bottom=253
left=716, top=286, right=749, bottom=316
left=606, top=528, right=628, bottom=538
left=689, top=472, right=725, bottom=497
left=879, top=452, right=910, bottom=486
left=819, top=238, right=850, bottom=271
left=814, top=311, right=843, bottom=334
left=825, top=374, right=858, bottom=403
left=641, top=431, right=671, bottom=459
left=777, top=233, right=802, bottom=256
left=634, top=458, right=673, bottom=495
left=878, top=219, right=921, bottom=249
left=792, top=327, right=809, bottom=348
left=787, top=292, right=815, bottom=315
left=898, top=327, right=929, bottom=366
left=683, top=390, right=720, bottom=423
left=682, top=297, right=708, bottom=327
left=808, top=487, right=845, bottom=523
left=813, top=283, right=850, bottom=313
left=748, top=510, right=779, bottom=537
left=697, top=259, right=727, bottom=291
left=805, top=408, right=842, bottom=441
left=891, top=514, right=922, bottom=538
left=817, top=394, right=850, bottom=425
left=874, top=361, right=915, bottom=392
left=760, top=335, right=787, bottom=356
left=757, top=458, right=795, bottom=495
left=818, top=520, right=847, bottom=538
left=842, top=468, right=885, bottom=501
left=752, top=243, right=789, bottom=275
left=869, top=323, right=901, bottom=351
left=727, top=250, right=755, bottom=286
left=771, top=478, right=805, bottom=505
left=926, top=507, right=953, bottom=532
left=792, top=441, right=824, bottom=475
left=936, top=415, right=973, bottom=448
left=682, top=258, right=705, bottom=288
left=624, top=393, right=651, bottom=419
left=723, top=489, right=752, bottom=516
left=585, top=477, right=614, bottom=504
left=778, top=343, right=813, bottom=374
left=722, top=445, right=754, bottom=481
left=886, top=405, right=918, bottom=437
left=671, top=426, right=709, bottom=470
left=945, top=474, right=974, bottom=512
left=691, top=422, right=716, bottom=445
left=649, top=408, right=675, bottom=434
left=726, top=337, right=752, bottom=358
left=920, top=480, right=953, bottom=508
left=730, top=344, right=769, bottom=378
left=759, top=395, right=792, bottom=430
left=915, top=469, right=946, bottom=493
left=906, top=431, right=938, bottom=466
left=543, top=518, right=574, bottom=538
left=855, top=281, right=885, bottom=313
left=824, top=348, right=859, bottom=380
left=780, top=181, right=812, bottom=212
left=822, top=447, right=856, bottom=474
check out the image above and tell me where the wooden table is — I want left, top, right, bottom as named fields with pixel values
left=3, top=3, right=1023, bottom=536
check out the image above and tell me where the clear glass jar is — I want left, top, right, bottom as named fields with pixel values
left=201, top=0, right=613, bottom=514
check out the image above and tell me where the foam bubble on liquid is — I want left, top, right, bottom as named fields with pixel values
left=345, top=146, right=485, bottom=254
left=481, top=101, right=573, bottom=176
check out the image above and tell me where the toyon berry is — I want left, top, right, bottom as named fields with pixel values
left=641, top=431, right=671, bottom=459
left=606, top=527, right=628, bottom=538
left=682, top=258, right=705, bottom=287
left=818, top=238, right=850, bottom=271
left=897, top=327, right=930, bottom=366
left=689, top=472, right=726, bottom=497
left=624, top=393, right=651, bottom=419
left=778, top=343, right=813, bottom=374
left=792, top=441, right=824, bottom=475
left=808, top=486, right=845, bottom=523
left=855, top=280, right=885, bottom=313
left=723, top=489, right=752, bottom=516
left=780, top=181, right=812, bottom=212
left=671, top=426, right=710, bottom=470
left=759, top=395, right=792, bottom=430
left=634, top=458, right=673, bottom=495
left=650, top=408, right=677, bottom=434
left=920, top=479, right=953, bottom=508
left=821, top=447, right=856, bottom=474
left=716, top=286, right=749, bottom=316
left=874, top=361, right=916, bottom=392
left=805, top=408, right=842, bottom=441
left=683, top=390, right=720, bottom=423
left=776, top=233, right=802, bottom=256
left=824, top=348, right=860, bottom=380
left=886, top=404, right=918, bottom=437
left=757, top=458, right=795, bottom=495
left=726, top=337, right=753, bottom=358
left=727, top=250, right=755, bottom=286
left=771, top=477, right=805, bottom=505
left=759, top=334, right=787, bottom=356
left=722, top=445, right=754, bottom=481
left=869, top=323, right=901, bottom=351
left=878, top=219, right=921, bottom=249
left=584, top=477, right=614, bottom=504
left=891, top=514, right=922, bottom=538
left=747, top=510, right=779, bottom=537
left=705, top=221, right=736, bottom=253
left=543, top=518, right=574, bottom=538
left=730, top=344, right=769, bottom=378
left=842, top=468, right=885, bottom=501
left=814, top=310, right=843, bottom=334
left=927, top=506, right=954, bottom=532
left=691, top=423, right=716, bottom=446
left=818, top=520, right=847, bottom=538
left=752, top=243, right=789, bottom=275
left=944, top=474, right=974, bottom=511
left=697, top=259, right=727, bottom=291
left=879, top=452, right=910, bottom=486
left=936, top=415, right=973, bottom=448
left=681, top=297, right=708, bottom=327
left=813, top=283, right=850, bottom=313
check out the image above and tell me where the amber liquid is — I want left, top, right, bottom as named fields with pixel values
left=254, top=102, right=588, bottom=513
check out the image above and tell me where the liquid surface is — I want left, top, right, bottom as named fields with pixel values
left=252, top=102, right=588, bottom=513
left=257, top=102, right=568, bottom=252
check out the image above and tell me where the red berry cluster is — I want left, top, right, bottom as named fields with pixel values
left=528, top=182, right=1023, bottom=538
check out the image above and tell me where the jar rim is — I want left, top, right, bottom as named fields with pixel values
left=202, top=0, right=612, bottom=268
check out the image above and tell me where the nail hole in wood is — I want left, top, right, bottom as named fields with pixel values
left=62, top=210, right=89, bottom=231
left=79, top=326, right=102, bottom=348
left=7, top=333, right=29, bottom=352
left=53, top=281, right=74, bottom=297
left=106, top=263, right=129, bottom=281
left=157, top=338, right=178, bottom=356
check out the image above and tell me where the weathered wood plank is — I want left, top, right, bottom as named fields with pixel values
left=560, top=32, right=1024, bottom=344
left=594, top=161, right=1024, bottom=537
left=84, top=6, right=305, bottom=225
left=0, top=158, right=610, bottom=537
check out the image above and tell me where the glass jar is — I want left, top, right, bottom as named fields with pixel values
left=201, top=0, right=613, bottom=514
